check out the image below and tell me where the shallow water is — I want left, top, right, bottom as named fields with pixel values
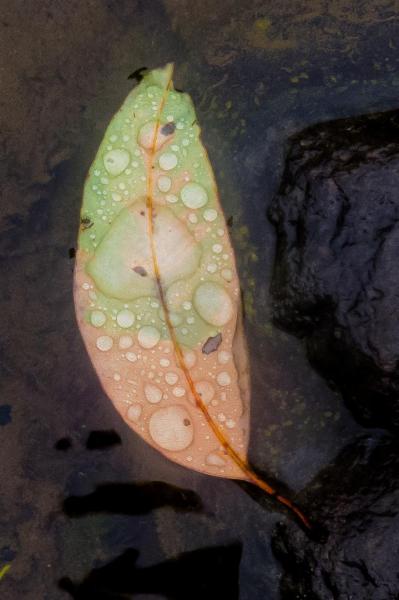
left=2, top=2, right=399, bottom=598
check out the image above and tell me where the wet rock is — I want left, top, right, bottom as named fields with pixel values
left=269, top=109, right=399, bottom=430
left=272, top=434, right=399, bottom=600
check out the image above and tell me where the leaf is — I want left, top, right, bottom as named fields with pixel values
left=74, top=64, right=310, bottom=528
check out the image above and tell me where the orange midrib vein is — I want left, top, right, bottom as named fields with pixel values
left=145, top=71, right=310, bottom=530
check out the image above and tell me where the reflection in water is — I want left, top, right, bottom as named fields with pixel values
left=59, top=543, right=242, bottom=600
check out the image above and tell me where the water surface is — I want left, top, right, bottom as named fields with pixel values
left=2, top=2, right=399, bottom=598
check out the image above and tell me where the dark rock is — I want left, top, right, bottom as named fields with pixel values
left=272, top=434, right=399, bottom=600
left=269, top=109, right=399, bottom=431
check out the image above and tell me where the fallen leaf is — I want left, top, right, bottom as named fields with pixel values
left=74, top=63, right=310, bottom=528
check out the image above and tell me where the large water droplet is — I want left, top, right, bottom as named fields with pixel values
left=206, top=452, right=226, bottom=467
left=90, top=310, right=106, bottom=327
left=194, top=282, right=233, bottom=327
left=157, top=175, right=172, bottom=192
left=149, top=405, right=194, bottom=451
left=138, top=326, right=160, bottom=349
left=180, top=182, right=208, bottom=209
left=144, top=384, right=162, bottom=404
left=127, top=403, right=142, bottom=422
left=103, top=149, right=130, bottom=176
left=217, top=371, right=231, bottom=386
left=159, top=152, right=178, bottom=171
left=116, top=309, right=135, bottom=329
left=96, top=335, right=113, bottom=351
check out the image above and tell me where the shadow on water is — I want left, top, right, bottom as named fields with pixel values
left=63, top=480, right=203, bottom=517
left=55, top=430, right=123, bottom=452
left=57, top=430, right=203, bottom=517
left=55, top=437, right=73, bottom=451
left=85, top=430, right=122, bottom=450
left=57, top=430, right=241, bottom=599
left=59, top=543, right=242, bottom=600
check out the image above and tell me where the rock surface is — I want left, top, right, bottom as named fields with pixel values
left=269, top=109, right=399, bottom=431
left=273, top=434, right=399, bottom=600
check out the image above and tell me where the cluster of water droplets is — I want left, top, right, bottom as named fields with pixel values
left=77, top=76, right=245, bottom=471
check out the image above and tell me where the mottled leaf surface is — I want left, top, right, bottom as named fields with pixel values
left=74, top=64, right=250, bottom=479
left=74, top=64, right=309, bottom=528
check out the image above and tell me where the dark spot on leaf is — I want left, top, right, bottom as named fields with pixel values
left=140, top=211, right=145, bottom=216
left=161, top=122, right=176, bottom=135
left=86, top=430, right=122, bottom=450
left=183, top=419, right=191, bottom=426
left=202, top=333, right=222, bottom=355
left=0, top=405, right=12, bottom=426
left=133, top=266, right=147, bottom=277
left=127, top=66, right=148, bottom=82
left=68, top=247, right=76, bottom=259
left=55, top=437, right=72, bottom=451
left=81, top=216, right=93, bottom=230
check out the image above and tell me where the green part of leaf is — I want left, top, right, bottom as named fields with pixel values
left=78, top=64, right=235, bottom=350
